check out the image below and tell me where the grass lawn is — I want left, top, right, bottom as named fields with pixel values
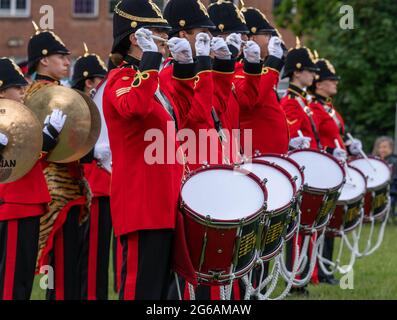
left=30, top=222, right=397, bottom=300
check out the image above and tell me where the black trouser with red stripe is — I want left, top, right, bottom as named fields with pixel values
left=119, top=229, right=173, bottom=300
left=0, top=216, right=40, bottom=300
left=46, top=206, right=83, bottom=300
left=80, top=196, right=112, bottom=300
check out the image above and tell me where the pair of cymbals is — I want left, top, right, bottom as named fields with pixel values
left=25, top=85, right=101, bottom=163
left=0, top=99, right=42, bottom=183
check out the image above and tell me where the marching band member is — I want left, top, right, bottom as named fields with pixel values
left=240, top=7, right=289, bottom=155
left=162, top=0, right=222, bottom=170
left=281, top=40, right=319, bottom=150
left=208, top=0, right=263, bottom=163
left=281, top=41, right=320, bottom=296
left=103, top=0, right=183, bottom=300
left=71, top=47, right=112, bottom=299
left=0, top=58, right=65, bottom=299
left=24, top=25, right=92, bottom=300
left=308, top=56, right=346, bottom=285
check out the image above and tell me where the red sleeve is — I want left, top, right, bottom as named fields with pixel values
left=282, top=98, right=304, bottom=139
left=106, top=52, right=162, bottom=119
left=212, top=58, right=235, bottom=114
left=233, top=60, right=262, bottom=111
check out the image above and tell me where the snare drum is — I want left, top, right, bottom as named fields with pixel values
left=240, top=160, right=296, bottom=261
left=255, top=154, right=304, bottom=240
left=180, top=165, right=268, bottom=285
left=289, top=149, right=345, bottom=233
left=349, top=157, right=391, bottom=222
left=327, top=165, right=366, bottom=237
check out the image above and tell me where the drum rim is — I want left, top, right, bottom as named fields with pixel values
left=288, top=148, right=346, bottom=192
left=253, top=153, right=305, bottom=193
left=180, top=164, right=268, bottom=225
left=337, top=165, right=367, bottom=204
left=349, top=155, right=392, bottom=191
left=240, top=159, right=297, bottom=214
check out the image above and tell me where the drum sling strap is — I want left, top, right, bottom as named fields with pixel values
left=296, top=96, right=323, bottom=150
left=322, top=103, right=343, bottom=133
left=155, top=88, right=179, bottom=131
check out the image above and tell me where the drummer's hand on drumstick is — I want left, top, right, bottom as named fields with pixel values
left=195, top=32, right=211, bottom=57
left=211, top=37, right=232, bottom=60
left=346, top=133, right=363, bottom=156
left=226, top=33, right=242, bottom=58
left=0, top=132, right=9, bottom=148
left=289, top=133, right=311, bottom=150
left=333, top=139, right=348, bottom=162
left=168, top=37, right=194, bottom=64
left=135, top=28, right=158, bottom=52
left=43, top=109, right=67, bottom=139
left=243, top=40, right=261, bottom=64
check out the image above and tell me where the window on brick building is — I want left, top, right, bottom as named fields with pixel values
left=0, top=0, right=30, bottom=17
left=73, top=0, right=99, bottom=18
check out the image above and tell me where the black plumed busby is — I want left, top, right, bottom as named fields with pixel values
left=241, top=7, right=274, bottom=35
left=112, top=0, right=170, bottom=57
left=314, top=57, right=340, bottom=82
left=208, top=0, right=248, bottom=35
left=164, top=0, right=215, bottom=36
left=0, top=58, right=28, bottom=91
left=27, top=21, right=70, bottom=74
left=71, top=44, right=108, bottom=89
left=283, top=38, right=319, bottom=79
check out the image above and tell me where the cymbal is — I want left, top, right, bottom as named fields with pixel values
left=74, top=90, right=101, bottom=157
left=0, top=99, right=42, bottom=183
left=25, top=85, right=92, bottom=163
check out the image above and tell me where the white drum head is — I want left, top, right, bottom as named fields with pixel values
left=289, top=150, right=344, bottom=190
left=181, top=168, right=265, bottom=220
left=349, top=158, right=391, bottom=189
left=241, top=162, right=294, bottom=211
left=338, top=167, right=366, bottom=202
left=257, top=156, right=303, bottom=190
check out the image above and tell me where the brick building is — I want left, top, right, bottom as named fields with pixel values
left=0, top=0, right=295, bottom=63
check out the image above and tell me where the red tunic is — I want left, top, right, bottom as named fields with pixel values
left=83, top=161, right=111, bottom=198
left=103, top=52, right=184, bottom=236
left=213, top=59, right=262, bottom=162
left=0, top=158, right=50, bottom=221
left=281, top=85, right=318, bottom=150
left=159, top=57, right=222, bottom=170
left=310, top=96, right=345, bottom=150
left=240, top=57, right=289, bottom=154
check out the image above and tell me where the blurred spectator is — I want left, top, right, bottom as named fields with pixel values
left=372, top=136, right=397, bottom=222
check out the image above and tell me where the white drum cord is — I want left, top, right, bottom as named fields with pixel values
left=354, top=198, right=390, bottom=257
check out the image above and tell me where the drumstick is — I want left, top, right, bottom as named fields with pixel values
left=347, top=133, right=376, bottom=172
left=297, top=130, right=304, bottom=138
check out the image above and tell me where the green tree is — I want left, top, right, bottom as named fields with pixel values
left=275, top=0, right=397, bottom=151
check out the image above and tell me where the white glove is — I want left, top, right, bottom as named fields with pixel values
left=94, top=144, right=111, bottom=163
left=0, top=132, right=8, bottom=147
left=226, top=33, right=243, bottom=54
left=289, top=136, right=311, bottom=149
left=268, top=36, right=284, bottom=59
left=168, top=37, right=194, bottom=64
left=348, top=138, right=363, bottom=156
left=243, top=40, right=261, bottom=63
left=211, top=37, right=232, bottom=60
left=333, top=147, right=348, bottom=161
left=135, top=28, right=158, bottom=53
left=195, top=32, right=211, bottom=57
left=43, top=109, right=67, bottom=139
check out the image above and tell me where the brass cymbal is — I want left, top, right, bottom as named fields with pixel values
left=25, top=85, right=92, bottom=163
left=0, top=99, right=43, bottom=183
left=74, top=90, right=101, bottom=157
